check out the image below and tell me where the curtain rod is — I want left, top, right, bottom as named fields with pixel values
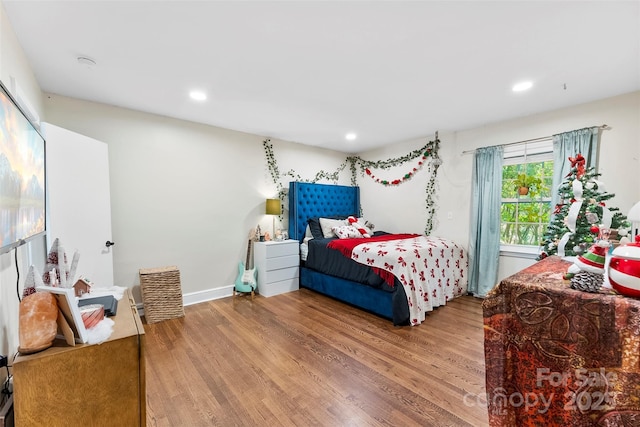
left=461, top=124, right=609, bottom=155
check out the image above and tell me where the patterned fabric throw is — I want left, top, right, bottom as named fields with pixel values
left=329, top=234, right=468, bottom=325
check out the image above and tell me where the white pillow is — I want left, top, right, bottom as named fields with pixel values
left=332, top=225, right=362, bottom=239
left=319, top=217, right=347, bottom=238
left=304, top=225, right=313, bottom=239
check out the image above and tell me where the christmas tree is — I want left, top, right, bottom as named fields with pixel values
left=538, top=154, right=629, bottom=259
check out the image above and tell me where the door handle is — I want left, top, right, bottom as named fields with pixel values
left=105, top=241, right=115, bottom=248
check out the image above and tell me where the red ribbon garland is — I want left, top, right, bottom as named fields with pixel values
left=364, top=151, right=431, bottom=186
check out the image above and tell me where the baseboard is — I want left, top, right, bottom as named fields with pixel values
left=182, top=285, right=235, bottom=306
left=136, top=284, right=235, bottom=317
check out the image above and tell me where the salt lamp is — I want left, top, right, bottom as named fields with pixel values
left=18, top=292, right=59, bottom=354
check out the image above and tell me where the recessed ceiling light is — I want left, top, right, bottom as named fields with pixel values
left=512, top=81, right=533, bottom=92
left=345, top=133, right=357, bottom=141
left=189, top=90, right=207, bottom=101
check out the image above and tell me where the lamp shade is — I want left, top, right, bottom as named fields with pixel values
left=628, top=201, right=640, bottom=222
left=629, top=200, right=640, bottom=239
left=266, top=199, right=281, bottom=215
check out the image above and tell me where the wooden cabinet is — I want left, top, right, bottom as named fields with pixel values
left=254, top=240, right=300, bottom=297
left=13, top=289, right=145, bottom=426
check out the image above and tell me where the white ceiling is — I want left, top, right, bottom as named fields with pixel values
left=3, top=1, right=639, bottom=153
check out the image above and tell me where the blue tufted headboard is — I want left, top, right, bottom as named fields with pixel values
left=288, top=182, right=360, bottom=242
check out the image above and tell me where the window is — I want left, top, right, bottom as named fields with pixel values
left=500, top=140, right=553, bottom=252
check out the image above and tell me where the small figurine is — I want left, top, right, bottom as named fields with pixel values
left=73, top=278, right=93, bottom=297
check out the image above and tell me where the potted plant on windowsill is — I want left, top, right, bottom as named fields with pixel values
left=513, top=173, right=542, bottom=197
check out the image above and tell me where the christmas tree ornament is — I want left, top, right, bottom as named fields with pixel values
left=608, top=235, right=640, bottom=297
left=586, top=212, right=599, bottom=224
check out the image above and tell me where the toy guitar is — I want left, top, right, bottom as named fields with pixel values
left=234, top=228, right=257, bottom=295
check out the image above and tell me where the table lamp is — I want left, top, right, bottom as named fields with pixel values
left=628, top=200, right=640, bottom=239
left=266, top=198, right=282, bottom=238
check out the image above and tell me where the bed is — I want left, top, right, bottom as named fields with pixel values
left=288, top=181, right=468, bottom=326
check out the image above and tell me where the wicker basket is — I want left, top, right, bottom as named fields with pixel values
left=139, top=266, right=184, bottom=323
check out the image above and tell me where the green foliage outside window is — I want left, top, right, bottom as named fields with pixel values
left=500, top=160, right=553, bottom=246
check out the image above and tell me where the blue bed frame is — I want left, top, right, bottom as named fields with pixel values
left=288, top=181, right=403, bottom=322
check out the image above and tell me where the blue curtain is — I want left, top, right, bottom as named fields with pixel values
left=550, top=127, right=600, bottom=208
left=468, top=146, right=504, bottom=297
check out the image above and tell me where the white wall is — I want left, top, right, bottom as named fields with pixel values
left=360, top=91, right=640, bottom=284
left=43, top=95, right=349, bottom=303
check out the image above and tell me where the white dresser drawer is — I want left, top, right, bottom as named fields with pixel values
left=254, top=240, right=300, bottom=297
left=265, top=254, right=299, bottom=271
left=262, top=265, right=299, bottom=284
left=263, top=241, right=299, bottom=258
left=259, top=277, right=299, bottom=297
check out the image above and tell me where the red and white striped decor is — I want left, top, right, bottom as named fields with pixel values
left=608, top=236, right=640, bottom=298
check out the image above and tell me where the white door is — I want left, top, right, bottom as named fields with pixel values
left=42, top=122, right=114, bottom=286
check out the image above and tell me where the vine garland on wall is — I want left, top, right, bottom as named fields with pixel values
left=262, top=135, right=441, bottom=235
left=263, top=138, right=346, bottom=200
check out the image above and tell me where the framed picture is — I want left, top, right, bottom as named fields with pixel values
left=37, top=286, right=88, bottom=344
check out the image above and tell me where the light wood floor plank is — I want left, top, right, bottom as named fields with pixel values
left=145, top=289, right=488, bottom=426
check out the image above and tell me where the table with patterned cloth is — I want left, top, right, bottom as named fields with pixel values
left=482, top=256, right=640, bottom=426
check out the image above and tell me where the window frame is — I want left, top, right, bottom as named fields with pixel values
left=500, top=140, right=553, bottom=258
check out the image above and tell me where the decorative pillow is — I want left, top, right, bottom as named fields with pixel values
left=308, top=216, right=347, bottom=239
left=307, top=218, right=324, bottom=239
left=319, top=217, right=347, bottom=238
left=304, top=224, right=313, bottom=239
left=332, top=225, right=362, bottom=239
left=356, top=218, right=373, bottom=235
left=347, top=216, right=371, bottom=238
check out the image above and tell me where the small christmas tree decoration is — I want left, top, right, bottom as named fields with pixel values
left=538, top=153, right=629, bottom=259
left=42, top=238, right=80, bottom=288
left=22, top=265, right=45, bottom=298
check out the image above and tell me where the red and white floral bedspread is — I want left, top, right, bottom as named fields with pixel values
left=350, top=235, right=468, bottom=325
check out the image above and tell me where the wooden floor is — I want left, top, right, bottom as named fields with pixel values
left=144, top=289, right=488, bottom=427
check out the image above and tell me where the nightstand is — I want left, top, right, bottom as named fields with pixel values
left=254, top=240, right=299, bottom=297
